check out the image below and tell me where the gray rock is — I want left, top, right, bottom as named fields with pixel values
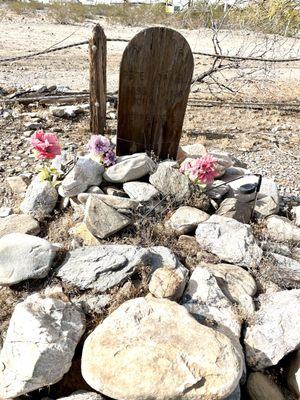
left=20, top=177, right=58, bottom=220
left=0, top=293, right=85, bottom=398
left=0, top=233, right=57, bottom=285
left=58, top=391, right=105, bottom=400
left=86, top=186, right=104, bottom=194
left=149, top=162, right=192, bottom=202
left=254, top=177, right=279, bottom=217
left=181, top=267, right=242, bottom=339
left=246, top=372, right=284, bottom=400
left=123, top=181, right=159, bottom=202
left=266, top=215, right=300, bottom=243
left=224, top=386, right=241, bottom=400
left=103, top=153, right=155, bottom=183
left=200, top=262, right=256, bottom=314
left=165, top=206, right=210, bottom=235
left=78, top=193, right=139, bottom=211
left=84, top=195, right=131, bottom=239
left=0, top=214, right=40, bottom=238
left=244, top=289, right=300, bottom=370
left=206, top=180, right=230, bottom=201
left=57, top=245, right=149, bottom=292
left=268, top=253, right=300, bottom=284
left=103, top=186, right=128, bottom=197
left=51, top=105, right=85, bottom=118
left=73, top=294, right=112, bottom=314
left=6, top=175, right=29, bottom=195
left=177, top=143, right=207, bottom=162
left=209, top=150, right=233, bottom=178
left=60, top=157, right=104, bottom=198
left=195, top=215, right=262, bottom=267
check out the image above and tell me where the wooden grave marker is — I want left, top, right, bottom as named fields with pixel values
left=89, top=24, right=107, bottom=134
left=117, top=27, right=194, bottom=160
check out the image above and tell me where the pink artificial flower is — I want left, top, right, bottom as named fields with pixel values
left=30, top=130, right=61, bottom=160
left=179, top=154, right=218, bottom=185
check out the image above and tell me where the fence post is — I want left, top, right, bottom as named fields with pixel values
left=89, top=24, right=107, bottom=134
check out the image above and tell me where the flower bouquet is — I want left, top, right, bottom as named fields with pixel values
left=179, top=154, right=218, bottom=189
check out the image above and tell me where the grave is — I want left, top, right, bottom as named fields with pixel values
left=117, top=27, right=194, bottom=160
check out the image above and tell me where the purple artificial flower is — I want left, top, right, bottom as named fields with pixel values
left=87, top=135, right=111, bottom=155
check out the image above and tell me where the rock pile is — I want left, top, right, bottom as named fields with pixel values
left=0, top=142, right=299, bottom=400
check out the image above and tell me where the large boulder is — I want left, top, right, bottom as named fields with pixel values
left=0, top=233, right=57, bottom=285
left=103, top=153, right=155, bottom=183
left=81, top=296, right=243, bottom=400
left=60, top=157, right=104, bottom=198
left=244, top=289, right=300, bottom=370
left=0, top=214, right=40, bottom=238
left=20, top=177, right=58, bottom=220
left=0, top=293, right=85, bottom=398
left=195, top=215, right=262, bottom=267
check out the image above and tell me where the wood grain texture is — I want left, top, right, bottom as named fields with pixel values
left=117, top=27, right=194, bottom=160
left=89, top=24, right=107, bottom=134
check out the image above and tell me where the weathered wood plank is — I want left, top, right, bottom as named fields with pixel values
left=89, top=24, right=107, bottom=134
left=117, top=27, right=194, bottom=159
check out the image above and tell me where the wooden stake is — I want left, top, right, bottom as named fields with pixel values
left=89, top=24, right=107, bottom=134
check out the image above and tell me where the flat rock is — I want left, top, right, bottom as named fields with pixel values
left=268, top=253, right=300, bottom=284
left=81, top=296, right=243, bottom=400
left=73, top=294, right=111, bottom=315
left=103, top=153, right=155, bottom=183
left=60, top=157, right=104, bottom=198
left=123, top=181, right=159, bottom=202
left=20, top=177, right=58, bottom=220
left=195, top=215, right=262, bottom=267
left=57, top=245, right=149, bottom=292
left=181, top=267, right=242, bottom=339
left=0, top=214, right=40, bottom=238
left=51, top=105, right=85, bottom=118
left=267, top=215, right=300, bottom=243
left=149, top=267, right=188, bottom=301
left=165, top=206, right=210, bottom=235
left=149, top=162, right=192, bottom=202
left=254, top=177, right=279, bottom=217
left=244, top=289, right=300, bottom=370
left=0, top=293, right=85, bottom=398
left=0, top=233, right=57, bottom=285
left=78, top=193, right=139, bottom=211
left=177, top=143, right=206, bottom=163
left=199, top=262, right=256, bottom=314
left=84, top=195, right=131, bottom=239
left=246, top=372, right=285, bottom=400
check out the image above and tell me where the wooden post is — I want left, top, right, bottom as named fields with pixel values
left=89, top=24, right=107, bottom=134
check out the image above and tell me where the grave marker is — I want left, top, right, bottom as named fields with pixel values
left=117, top=27, right=194, bottom=160
left=89, top=24, right=107, bottom=134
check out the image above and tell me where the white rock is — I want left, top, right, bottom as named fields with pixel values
left=0, top=233, right=57, bottom=285
left=149, top=162, right=192, bottom=202
left=149, top=267, right=188, bottom=300
left=58, top=391, right=105, bottom=400
left=177, top=143, right=207, bottom=162
left=78, top=193, right=139, bottom=211
left=60, top=157, right=104, bottom=198
left=51, top=105, right=85, bottom=118
left=123, top=181, right=159, bottom=202
left=244, top=289, right=300, bottom=370
left=0, top=207, right=12, bottom=218
left=20, top=177, right=58, bottom=220
left=195, top=215, right=262, bottom=267
left=181, top=267, right=242, bottom=339
left=165, top=206, right=210, bottom=235
left=255, top=177, right=279, bottom=217
left=86, top=186, right=104, bottom=194
left=0, top=293, right=85, bottom=398
left=103, top=153, right=155, bottom=183
left=209, top=150, right=233, bottom=178
left=81, top=296, right=243, bottom=400
left=266, top=215, right=300, bottom=243
left=268, top=253, right=300, bottom=284
left=73, top=294, right=111, bottom=315
left=0, top=214, right=40, bottom=238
